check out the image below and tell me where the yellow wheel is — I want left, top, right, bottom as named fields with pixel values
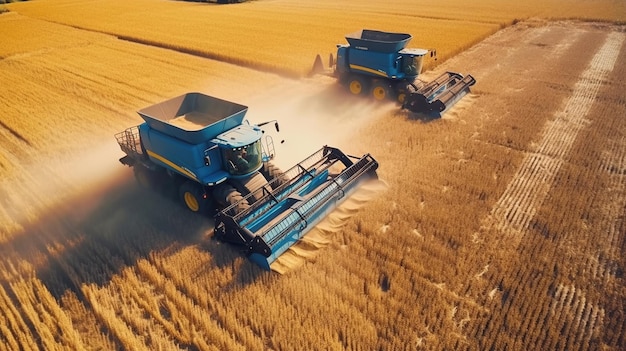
left=179, top=181, right=209, bottom=213
left=183, top=191, right=200, bottom=212
left=371, top=81, right=390, bottom=101
left=349, top=80, right=363, bottom=95
left=397, top=91, right=407, bottom=104
left=347, top=76, right=368, bottom=96
left=372, top=86, right=386, bottom=100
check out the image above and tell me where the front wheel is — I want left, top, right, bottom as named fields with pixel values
left=259, top=161, right=288, bottom=189
left=179, top=181, right=211, bottom=214
left=396, top=88, right=408, bottom=104
left=212, top=183, right=250, bottom=216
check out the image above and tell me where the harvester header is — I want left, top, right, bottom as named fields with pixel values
left=215, top=146, right=379, bottom=270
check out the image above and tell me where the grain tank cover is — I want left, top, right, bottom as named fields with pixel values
left=137, top=92, right=248, bottom=144
left=345, top=29, right=412, bottom=53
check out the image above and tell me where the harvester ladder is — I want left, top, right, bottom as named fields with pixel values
left=262, top=135, right=275, bottom=161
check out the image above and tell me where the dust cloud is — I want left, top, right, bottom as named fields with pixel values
left=242, top=76, right=396, bottom=170
left=1, top=139, right=129, bottom=235
left=1, top=76, right=395, bottom=271
left=0, top=136, right=138, bottom=276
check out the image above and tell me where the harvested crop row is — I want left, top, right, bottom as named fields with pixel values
left=491, top=31, right=624, bottom=242
left=453, top=28, right=626, bottom=350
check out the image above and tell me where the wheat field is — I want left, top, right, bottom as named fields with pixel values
left=1, top=0, right=625, bottom=350
left=8, top=0, right=625, bottom=77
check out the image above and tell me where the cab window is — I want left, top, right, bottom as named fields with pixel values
left=222, top=140, right=262, bottom=176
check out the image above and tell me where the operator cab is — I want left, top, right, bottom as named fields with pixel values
left=222, top=139, right=263, bottom=176
left=398, top=48, right=428, bottom=81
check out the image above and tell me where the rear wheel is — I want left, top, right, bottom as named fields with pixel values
left=179, top=181, right=210, bottom=214
left=347, top=76, right=369, bottom=96
left=371, top=81, right=391, bottom=101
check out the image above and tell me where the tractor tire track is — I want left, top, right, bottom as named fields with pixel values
left=471, top=28, right=625, bottom=350
left=595, top=135, right=626, bottom=282
left=490, top=31, right=625, bottom=243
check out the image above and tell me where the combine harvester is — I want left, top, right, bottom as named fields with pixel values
left=115, top=92, right=378, bottom=270
left=312, top=29, right=476, bottom=117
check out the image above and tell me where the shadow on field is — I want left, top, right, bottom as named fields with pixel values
left=6, top=174, right=265, bottom=301
left=406, top=112, right=443, bottom=123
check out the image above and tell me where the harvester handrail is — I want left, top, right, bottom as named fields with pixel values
left=115, top=126, right=143, bottom=158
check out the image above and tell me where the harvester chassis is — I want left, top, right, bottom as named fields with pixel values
left=115, top=92, right=379, bottom=270
left=115, top=126, right=283, bottom=215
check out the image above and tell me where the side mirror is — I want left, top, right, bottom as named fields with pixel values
left=204, top=145, right=218, bottom=166
left=257, top=119, right=279, bottom=131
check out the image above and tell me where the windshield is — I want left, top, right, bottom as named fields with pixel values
left=401, top=54, right=424, bottom=79
left=402, top=56, right=418, bottom=76
left=222, top=140, right=262, bottom=176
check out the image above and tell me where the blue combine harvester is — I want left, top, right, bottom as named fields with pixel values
left=313, top=29, right=476, bottom=117
left=115, top=92, right=378, bottom=270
